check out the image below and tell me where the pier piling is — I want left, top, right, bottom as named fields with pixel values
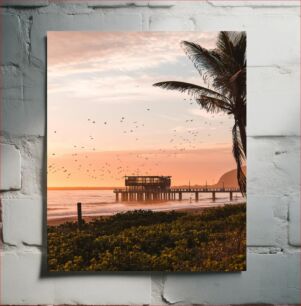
left=195, top=192, right=199, bottom=201
left=113, top=187, right=240, bottom=203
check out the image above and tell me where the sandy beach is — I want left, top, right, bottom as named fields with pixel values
left=47, top=205, right=208, bottom=226
left=48, top=215, right=98, bottom=226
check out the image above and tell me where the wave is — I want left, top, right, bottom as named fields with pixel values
left=47, top=189, right=245, bottom=220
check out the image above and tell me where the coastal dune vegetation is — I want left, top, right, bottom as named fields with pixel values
left=48, top=203, right=246, bottom=272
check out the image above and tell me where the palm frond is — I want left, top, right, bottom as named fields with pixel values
left=216, top=32, right=235, bottom=60
left=181, top=41, right=226, bottom=78
left=213, top=72, right=236, bottom=98
left=216, top=32, right=246, bottom=72
left=196, top=95, right=232, bottom=114
left=232, top=32, right=246, bottom=67
left=181, top=33, right=246, bottom=99
left=153, top=81, right=230, bottom=103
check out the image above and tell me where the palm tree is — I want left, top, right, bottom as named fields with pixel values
left=153, top=31, right=246, bottom=194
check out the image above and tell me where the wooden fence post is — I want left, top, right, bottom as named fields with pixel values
left=77, top=202, right=82, bottom=229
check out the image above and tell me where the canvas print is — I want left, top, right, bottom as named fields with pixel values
left=47, top=31, right=246, bottom=272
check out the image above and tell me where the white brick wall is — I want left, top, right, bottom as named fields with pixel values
left=0, top=0, right=49, bottom=6
left=0, top=143, right=21, bottom=191
left=0, top=0, right=300, bottom=304
left=162, top=253, right=300, bottom=304
left=1, top=13, right=25, bottom=65
left=2, top=251, right=151, bottom=305
left=2, top=198, right=43, bottom=246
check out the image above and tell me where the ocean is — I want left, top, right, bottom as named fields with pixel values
left=47, top=189, right=245, bottom=220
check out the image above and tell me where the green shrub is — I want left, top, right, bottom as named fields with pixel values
left=48, top=203, right=246, bottom=272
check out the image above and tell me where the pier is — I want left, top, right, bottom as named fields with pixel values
left=113, top=176, right=241, bottom=202
left=114, top=187, right=240, bottom=202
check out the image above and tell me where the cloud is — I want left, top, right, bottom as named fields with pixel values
left=48, top=32, right=219, bottom=111
left=48, top=32, right=218, bottom=74
left=48, top=70, right=203, bottom=106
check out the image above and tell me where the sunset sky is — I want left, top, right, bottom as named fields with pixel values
left=47, top=32, right=235, bottom=187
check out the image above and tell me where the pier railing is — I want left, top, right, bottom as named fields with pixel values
left=113, top=187, right=241, bottom=202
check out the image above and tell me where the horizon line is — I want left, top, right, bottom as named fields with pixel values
left=48, top=183, right=215, bottom=190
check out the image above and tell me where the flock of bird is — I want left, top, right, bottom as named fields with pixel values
left=48, top=98, right=228, bottom=183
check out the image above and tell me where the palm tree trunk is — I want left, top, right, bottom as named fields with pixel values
left=237, top=117, right=246, bottom=195
left=238, top=120, right=247, bottom=156
left=232, top=122, right=246, bottom=195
